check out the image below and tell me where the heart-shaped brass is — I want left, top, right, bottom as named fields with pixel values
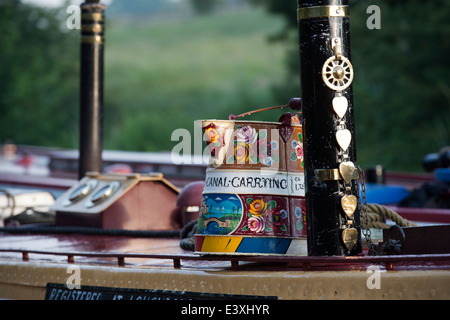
left=342, top=228, right=358, bottom=251
left=336, top=129, right=351, bottom=151
left=339, top=161, right=355, bottom=183
left=341, top=194, right=357, bottom=218
left=332, top=96, right=348, bottom=119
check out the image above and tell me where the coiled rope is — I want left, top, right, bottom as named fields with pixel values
left=179, top=220, right=198, bottom=251
left=362, top=203, right=417, bottom=229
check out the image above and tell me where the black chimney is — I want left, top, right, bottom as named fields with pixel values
left=78, top=0, right=105, bottom=179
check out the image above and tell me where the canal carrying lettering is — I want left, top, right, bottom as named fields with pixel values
left=203, top=170, right=305, bottom=196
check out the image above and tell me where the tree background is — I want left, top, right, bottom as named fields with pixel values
left=0, top=0, right=448, bottom=172
left=0, top=0, right=79, bottom=147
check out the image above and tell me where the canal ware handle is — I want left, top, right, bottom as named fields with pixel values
left=228, top=98, right=302, bottom=121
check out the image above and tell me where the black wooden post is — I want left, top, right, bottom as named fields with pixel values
left=297, top=0, right=361, bottom=256
left=78, top=0, right=105, bottom=179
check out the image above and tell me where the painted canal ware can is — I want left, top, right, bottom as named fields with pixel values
left=194, top=118, right=307, bottom=255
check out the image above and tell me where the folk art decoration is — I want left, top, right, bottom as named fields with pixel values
left=194, top=119, right=307, bottom=255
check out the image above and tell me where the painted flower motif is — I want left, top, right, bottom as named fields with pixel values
left=262, top=157, right=273, bottom=166
left=203, top=123, right=225, bottom=159
left=269, top=210, right=282, bottom=227
left=270, top=140, right=278, bottom=150
left=204, top=127, right=220, bottom=144
left=295, top=144, right=303, bottom=160
left=227, top=129, right=280, bottom=166
left=265, top=208, right=287, bottom=232
left=291, top=140, right=303, bottom=160
left=248, top=199, right=267, bottom=216
left=290, top=133, right=304, bottom=167
left=258, top=140, right=272, bottom=160
left=240, top=198, right=289, bottom=234
left=234, top=142, right=249, bottom=163
left=248, top=216, right=265, bottom=233
left=295, top=207, right=302, bottom=218
left=296, top=202, right=307, bottom=231
left=237, top=125, right=257, bottom=144
left=256, top=134, right=276, bottom=167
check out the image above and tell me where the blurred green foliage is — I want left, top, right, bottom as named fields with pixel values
left=0, top=0, right=448, bottom=172
left=253, top=0, right=450, bottom=171
left=0, top=0, right=79, bottom=147
left=103, top=6, right=287, bottom=152
left=349, top=0, right=450, bottom=171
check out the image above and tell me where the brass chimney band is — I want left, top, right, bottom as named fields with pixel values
left=297, top=5, right=349, bottom=21
left=81, top=12, right=104, bottom=22
left=81, top=11, right=104, bottom=44
left=81, top=23, right=103, bottom=33
left=81, top=35, right=103, bottom=44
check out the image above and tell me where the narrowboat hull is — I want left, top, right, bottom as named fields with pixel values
left=0, top=224, right=449, bottom=300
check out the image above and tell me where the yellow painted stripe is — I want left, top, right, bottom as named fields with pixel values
left=201, top=236, right=243, bottom=253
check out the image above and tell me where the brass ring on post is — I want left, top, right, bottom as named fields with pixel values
left=81, top=23, right=103, bottom=33
left=81, top=12, right=104, bottom=22
left=81, top=35, right=103, bottom=44
left=297, top=5, right=349, bottom=21
left=80, top=8, right=104, bottom=45
left=315, top=168, right=359, bottom=181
